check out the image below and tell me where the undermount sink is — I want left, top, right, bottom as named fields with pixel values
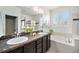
left=7, top=36, right=28, bottom=45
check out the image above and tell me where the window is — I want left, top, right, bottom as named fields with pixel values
left=53, top=9, right=70, bottom=25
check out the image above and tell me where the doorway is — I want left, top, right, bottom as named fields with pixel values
left=5, top=15, right=17, bottom=35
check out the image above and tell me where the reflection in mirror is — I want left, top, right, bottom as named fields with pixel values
left=5, top=15, right=17, bottom=35
left=21, top=20, right=25, bottom=32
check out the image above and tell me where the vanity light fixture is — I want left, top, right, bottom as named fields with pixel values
left=33, top=6, right=44, bottom=14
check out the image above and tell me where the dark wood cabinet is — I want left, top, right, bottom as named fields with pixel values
left=7, top=47, right=24, bottom=53
left=42, top=36, right=47, bottom=52
left=24, top=42, right=36, bottom=53
left=47, top=35, right=51, bottom=49
left=6, top=34, right=51, bottom=53
left=36, top=38, right=42, bottom=53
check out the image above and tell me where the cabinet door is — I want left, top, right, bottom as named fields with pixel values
left=7, top=47, right=24, bottom=53
left=46, top=35, right=51, bottom=50
left=42, top=36, right=47, bottom=52
left=24, top=42, right=36, bottom=53
left=36, top=39, right=42, bottom=53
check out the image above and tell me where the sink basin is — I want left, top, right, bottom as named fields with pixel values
left=7, top=36, right=28, bottom=45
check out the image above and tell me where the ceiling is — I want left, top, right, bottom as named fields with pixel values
left=39, top=6, right=60, bottom=10
left=17, top=6, right=37, bottom=15
left=17, top=6, right=60, bottom=15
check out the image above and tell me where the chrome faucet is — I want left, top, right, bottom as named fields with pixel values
left=14, top=32, right=19, bottom=37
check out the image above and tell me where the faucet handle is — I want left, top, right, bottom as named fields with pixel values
left=17, top=33, right=20, bottom=37
left=14, top=32, right=17, bottom=35
left=14, top=32, right=19, bottom=37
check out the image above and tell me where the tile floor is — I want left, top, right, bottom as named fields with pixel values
left=46, top=32, right=77, bottom=53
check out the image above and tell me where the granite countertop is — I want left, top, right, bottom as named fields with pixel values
left=0, top=33, right=50, bottom=53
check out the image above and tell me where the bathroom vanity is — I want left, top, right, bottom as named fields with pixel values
left=0, top=32, right=51, bottom=53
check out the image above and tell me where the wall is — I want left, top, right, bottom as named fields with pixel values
left=0, top=6, right=21, bottom=36
left=72, top=7, right=79, bottom=34
left=0, top=8, right=4, bottom=36
left=50, top=6, right=79, bottom=34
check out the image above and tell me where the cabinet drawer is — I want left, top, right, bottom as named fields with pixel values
left=36, top=39, right=42, bottom=44
left=8, top=47, right=23, bottom=53
left=36, top=43, right=42, bottom=49
left=24, top=42, right=36, bottom=53
left=36, top=48, right=42, bottom=53
left=48, top=35, right=50, bottom=40
left=43, top=39, right=47, bottom=52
